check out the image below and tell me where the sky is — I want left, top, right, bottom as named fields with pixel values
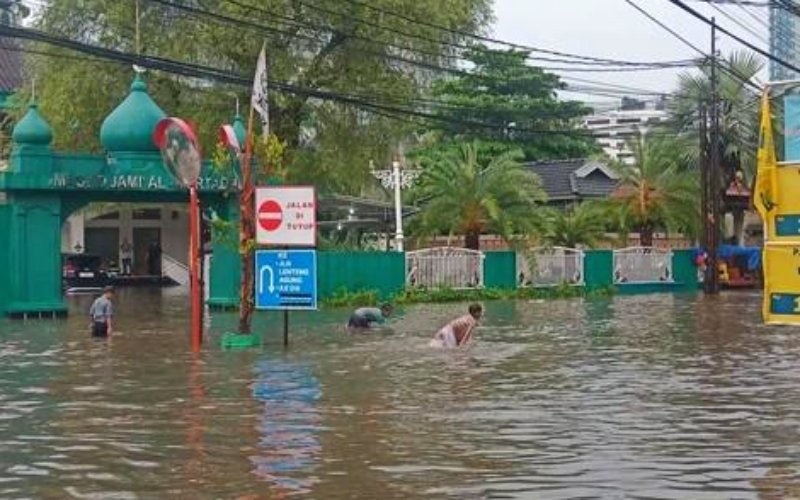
left=492, top=0, right=771, bottom=104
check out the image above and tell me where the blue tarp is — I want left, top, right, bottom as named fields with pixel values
left=690, top=246, right=761, bottom=271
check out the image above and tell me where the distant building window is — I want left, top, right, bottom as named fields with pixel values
left=95, top=211, right=120, bottom=220
left=587, top=119, right=611, bottom=126
left=593, top=132, right=611, bottom=138
left=617, top=118, right=642, bottom=124
left=133, top=209, right=161, bottom=220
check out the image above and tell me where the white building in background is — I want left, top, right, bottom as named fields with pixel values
left=583, top=107, right=669, bottom=164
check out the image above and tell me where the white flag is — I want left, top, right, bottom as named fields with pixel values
left=251, top=41, right=269, bottom=136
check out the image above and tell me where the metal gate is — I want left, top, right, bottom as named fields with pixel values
left=518, top=247, right=584, bottom=287
left=406, top=247, right=483, bottom=289
left=613, top=247, right=673, bottom=283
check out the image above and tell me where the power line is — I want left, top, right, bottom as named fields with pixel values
left=318, top=0, right=697, bottom=67
left=0, top=24, right=605, bottom=138
left=670, top=0, right=800, bottom=75
left=624, top=0, right=763, bottom=91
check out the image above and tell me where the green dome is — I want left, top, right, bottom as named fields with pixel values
left=232, top=114, right=246, bottom=146
left=12, top=102, right=53, bottom=146
left=100, top=74, right=166, bottom=152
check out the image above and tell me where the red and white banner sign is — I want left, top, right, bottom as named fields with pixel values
left=255, top=186, right=317, bottom=246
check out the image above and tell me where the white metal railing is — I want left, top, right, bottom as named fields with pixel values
left=162, top=253, right=190, bottom=286
left=613, top=247, right=673, bottom=283
left=518, top=246, right=584, bottom=287
left=406, top=247, right=483, bottom=289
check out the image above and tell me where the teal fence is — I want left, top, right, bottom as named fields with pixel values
left=208, top=248, right=699, bottom=308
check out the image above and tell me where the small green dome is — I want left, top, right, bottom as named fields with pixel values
left=100, top=74, right=166, bottom=152
left=232, top=114, right=246, bottom=146
left=12, top=102, right=53, bottom=146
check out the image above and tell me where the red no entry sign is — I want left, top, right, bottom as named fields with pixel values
left=258, top=199, right=283, bottom=232
left=255, top=186, right=317, bottom=246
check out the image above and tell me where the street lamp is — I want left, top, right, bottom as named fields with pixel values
left=371, top=156, right=420, bottom=252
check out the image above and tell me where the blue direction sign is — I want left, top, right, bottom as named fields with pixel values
left=255, top=250, right=318, bottom=310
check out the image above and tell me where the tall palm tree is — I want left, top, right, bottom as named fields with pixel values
left=413, top=142, right=546, bottom=250
left=610, top=134, right=700, bottom=246
left=670, top=50, right=763, bottom=244
left=539, top=202, right=609, bottom=249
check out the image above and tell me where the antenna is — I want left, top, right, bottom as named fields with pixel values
left=135, top=0, right=141, bottom=56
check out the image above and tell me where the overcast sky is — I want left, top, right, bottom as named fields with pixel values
left=493, top=0, right=771, bottom=103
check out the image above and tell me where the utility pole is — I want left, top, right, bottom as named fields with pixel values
left=705, top=17, right=721, bottom=294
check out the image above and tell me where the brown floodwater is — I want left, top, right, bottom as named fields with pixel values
left=1, top=288, right=800, bottom=499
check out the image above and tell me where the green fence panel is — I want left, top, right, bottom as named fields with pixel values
left=672, top=248, right=699, bottom=292
left=483, top=251, right=517, bottom=289
left=584, top=249, right=613, bottom=291
left=0, top=204, right=10, bottom=313
left=317, top=251, right=405, bottom=299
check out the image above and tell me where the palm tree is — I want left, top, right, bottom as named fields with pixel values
left=539, top=202, right=609, bottom=249
left=412, top=142, right=546, bottom=250
left=670, top=50, right=763, bottom=244
left=610, top=134, right=700, bottom=246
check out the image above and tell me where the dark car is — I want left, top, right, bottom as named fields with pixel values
left=62, top=253, right=112, bottom=290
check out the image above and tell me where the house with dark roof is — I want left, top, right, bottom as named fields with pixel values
left=524, top=159, right=620, bottom=207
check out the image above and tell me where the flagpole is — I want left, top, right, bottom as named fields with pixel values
left=237, top=102, right=256, bottom=334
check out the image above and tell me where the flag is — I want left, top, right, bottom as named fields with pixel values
left=754, top=90, right=777, bottom=219
left=251, top=41, right=269, bottom=136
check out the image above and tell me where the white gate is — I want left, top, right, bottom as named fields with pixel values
left=613, top=247, right=673, bottom=283
left=518, top=247, right=584, bottom=287
left=406, top=247, right=483, bottom=289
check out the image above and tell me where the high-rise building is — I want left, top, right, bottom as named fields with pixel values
left=770, top=5, right=800, bottom=81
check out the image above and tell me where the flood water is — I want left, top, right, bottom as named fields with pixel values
left=2, top=288, right=800, bottom=498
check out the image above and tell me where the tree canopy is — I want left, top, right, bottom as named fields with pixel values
left=24, top=0, right=492, bottom=193
left=416, top=47, right=598, bottom=162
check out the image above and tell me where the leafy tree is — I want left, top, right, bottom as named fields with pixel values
left=608, top=134, right=700, bottom=246
left=416, top=47, right=598, bottom=162
left=539, top=202, right=609, bottom=249
left=411, top=141, right=546, bottom=250
left=670, top=51, right=762, bottom=244
left=23, top=0, right=492, bottom=193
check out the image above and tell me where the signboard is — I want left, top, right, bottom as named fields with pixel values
left=255, top=186, right=316, bottom=246
left=255, top=250, right=317, bottom=310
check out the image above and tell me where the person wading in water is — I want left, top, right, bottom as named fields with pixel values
left=89, top=286, right=115, bottom=338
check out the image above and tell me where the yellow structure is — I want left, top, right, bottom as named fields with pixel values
left=755, top=89, right=800, bottom=324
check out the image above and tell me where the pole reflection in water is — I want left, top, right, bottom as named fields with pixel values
left=250, top=358, right=321, bottom=495
left=185, top=354, right=207, bottom=484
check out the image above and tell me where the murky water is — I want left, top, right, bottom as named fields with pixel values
left=2, top=288, right=800, bottom=498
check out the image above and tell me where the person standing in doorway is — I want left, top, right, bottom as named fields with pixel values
left=120, top=238, right=133, bottom=276
left=147, top=241, right=162, bottom=276
left=89, top=286, right=115, bottom=338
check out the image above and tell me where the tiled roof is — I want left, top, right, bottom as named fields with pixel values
left=525, top=159, right=619, bottom=202
left=0, top=38, right=22, bottom=92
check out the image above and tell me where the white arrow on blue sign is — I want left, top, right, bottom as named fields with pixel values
left=254, top=250, right=318, bottom=310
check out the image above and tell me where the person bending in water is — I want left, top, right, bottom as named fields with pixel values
left=347, top=304, right=394, bottom=330
left=430, top=303, right=483, bottom=348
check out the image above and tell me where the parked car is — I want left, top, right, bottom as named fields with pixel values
left=62, top=253, right=112, bottom=289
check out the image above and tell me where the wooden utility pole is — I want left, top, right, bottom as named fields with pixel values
left=705, top=17, right=721, bottom=294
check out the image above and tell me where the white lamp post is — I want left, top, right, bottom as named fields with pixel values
left=371, top=157, right=419, bottom=252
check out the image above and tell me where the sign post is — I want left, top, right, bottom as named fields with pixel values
left=254, top=186, right=317, bottom=347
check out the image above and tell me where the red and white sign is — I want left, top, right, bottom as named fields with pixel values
left=255, top=186, right=317, bottom=246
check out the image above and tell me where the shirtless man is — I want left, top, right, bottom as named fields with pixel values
left=430, top=303, right=483, bottom=348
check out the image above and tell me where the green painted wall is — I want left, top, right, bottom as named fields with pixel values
left=0, top=204, right=10, bottom=313
left=5, top=194, right=66, bottom=315
left=584, top=250, right=613, bottom=291
left=318, top=251, right=405, bottom=300
left=484, top=251, right=517, bottom=289
left=207, top=199, right=240, bottom=308
left=672, top=249, right=699, bottom=291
